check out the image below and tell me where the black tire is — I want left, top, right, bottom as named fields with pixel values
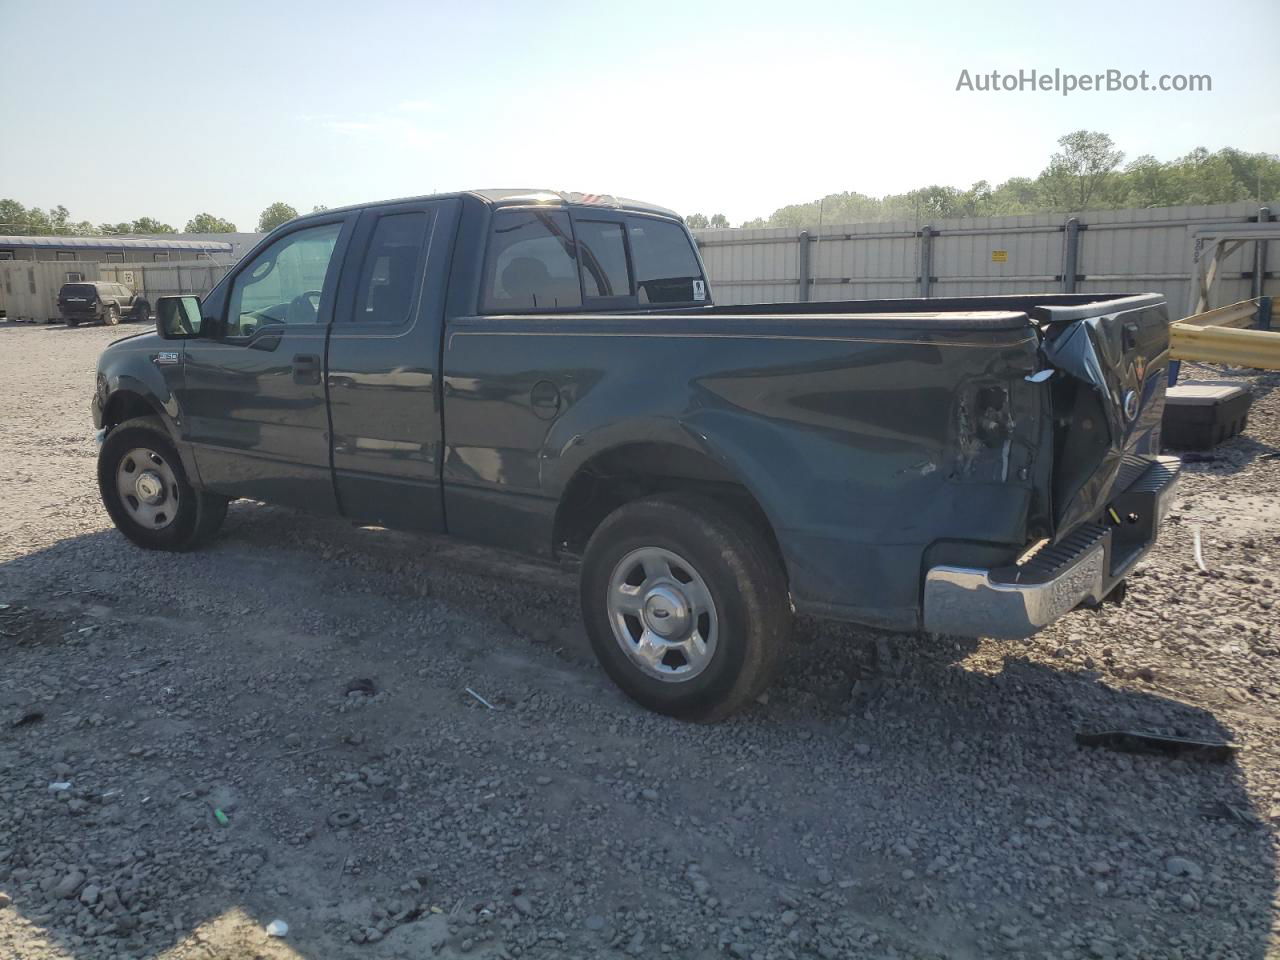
left=104, top=305, right=121, bottom=326
left=98, top=416, right=228, bottom=551
left=132, top=300, right=150, bottom=323
left=581, top=494, right=790, bottom=722
left=67, top=319, right=79, bottom=328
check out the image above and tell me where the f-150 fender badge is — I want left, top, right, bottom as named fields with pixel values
left=154, top=352, right=180, bottom=365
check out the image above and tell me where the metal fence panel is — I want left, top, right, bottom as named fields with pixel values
left=97, top=261, right=231, bottom=302
left=0, top=261, right=102, bottom=321
left=695, top=201, right=1278, bottom=315
left=812, top=219, right=919, bottom=299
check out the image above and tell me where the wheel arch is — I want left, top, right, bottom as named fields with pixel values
left=101, top=388, right=166, bottom=432
left=551, top=437, right=786, bottom=581
left=100, top=379, right=203, bottom=488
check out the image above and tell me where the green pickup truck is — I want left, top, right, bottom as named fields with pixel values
left=92, top=189, right=1179, bottom=720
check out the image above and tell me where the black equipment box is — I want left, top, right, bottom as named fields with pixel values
left=1162, top=380, right=1253, bottom=451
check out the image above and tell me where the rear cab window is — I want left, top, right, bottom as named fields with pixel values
left=480, top=205, right=707, bottom=314
left=576, top=220, right=631, bottom=300
left=627, top=217, right=706, bottom=304
left=481, top=209, right=581, bottom=312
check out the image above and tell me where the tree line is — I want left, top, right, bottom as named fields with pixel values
left=687, top=131, right=1280, bottom=229
left=0, top=201, right=325, bottom=237
left=6, top=134, right=1277, bottom=238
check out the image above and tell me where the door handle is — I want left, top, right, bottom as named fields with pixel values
left=292, top=353, right=321, bottom=385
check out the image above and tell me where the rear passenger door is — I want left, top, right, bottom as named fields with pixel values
left=442, top=205, right=642, bottom=551
left=326, top=198, right=461, bottom=531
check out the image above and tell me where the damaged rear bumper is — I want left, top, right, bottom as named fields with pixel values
left=922, top=456, right=1180, bottom=638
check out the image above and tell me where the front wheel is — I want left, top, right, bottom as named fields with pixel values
left=98, top=416, right=227, bottom=550
left=581, top=495, right=790, bottom=722
left=104, top=305, right=121, bottom=326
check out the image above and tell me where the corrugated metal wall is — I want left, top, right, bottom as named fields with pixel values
left=695, top=201, right=1277, bottom=316
left=0, top=261, right=102, bottom=321
left=6, top=204, right=1271, bottom=321
left=0, top=260, right=231, bottom=322
left=97, top=261, right=231, bottom=303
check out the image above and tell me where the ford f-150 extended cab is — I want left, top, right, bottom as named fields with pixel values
left=92, top=189, right=1179, bottom=720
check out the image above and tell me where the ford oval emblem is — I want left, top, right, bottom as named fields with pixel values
left=1122, top=389, right=1140, bottom=422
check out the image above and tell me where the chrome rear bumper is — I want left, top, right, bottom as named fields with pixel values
left=923, top=457, right=1180, bottom=638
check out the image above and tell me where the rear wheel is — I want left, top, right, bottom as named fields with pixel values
left=581, top=495, right=790, bottom=721
left=132, top=300, right=150, bottom=323
left=66, top=319, right=79, bottom=328
left=98, top=416, right=227, bottom=550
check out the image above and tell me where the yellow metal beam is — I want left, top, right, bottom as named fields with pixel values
left=1178, top=298, right=1267, bottom=330
left=1170, top=322, right=1280, bottom=370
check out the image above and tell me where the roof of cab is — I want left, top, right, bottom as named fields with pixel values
left=469, top=189, right=680, bottom=219
left=289, top=189, right=681, bottom=224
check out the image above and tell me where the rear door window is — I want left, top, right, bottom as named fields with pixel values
left=345, top=211, right=433, bottom=325
left=627, top=217, right=706, bottom=304
left=575, top=220, right=631, bottom=300
left=481, top=209, right=581, bottom=312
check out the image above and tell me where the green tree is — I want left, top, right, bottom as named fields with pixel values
left=0, top=199, right=31, bottom=234
left=1162, top=147, right=1250, bottom=204
left=685, top=213, right=709, bottom=228
left=185, top=212, right=238, bottom=233
left=984, top=177, right=1042, bottom=214
left=257, top=202, right=299, bottom=232
left=1217, top=147, right=1280, bottom=201
left=98, top=222, right=133, bottom=236
left=1039, top=130, right=1125, bottom=211
left=49, top=204, right=71, bottom=233
left=896, top=185, right=965, bottom=220
left=130, top=217, right=176, bottom=234
left=1121, top=155, right=1181, bottom=208
left=312, top=204, right=330, bottom=213
left=709, top=213, right=729, bottom=228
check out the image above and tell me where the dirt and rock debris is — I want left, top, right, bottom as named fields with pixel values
left=0, top=321, right=1277, bottom=960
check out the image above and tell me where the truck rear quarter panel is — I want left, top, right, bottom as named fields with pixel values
left=442, top=312, right=1045, bottom=631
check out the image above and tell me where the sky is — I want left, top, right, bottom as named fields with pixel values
left=2, top=0, right=1278, bottom=231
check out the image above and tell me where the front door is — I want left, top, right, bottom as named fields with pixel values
left=181, top=216, right=354, bottom=511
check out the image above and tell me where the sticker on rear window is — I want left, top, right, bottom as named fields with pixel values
left=692, top=280, right=706, bottom=301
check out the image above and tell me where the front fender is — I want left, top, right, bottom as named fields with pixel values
left=95, top=338, right=200, bottom=485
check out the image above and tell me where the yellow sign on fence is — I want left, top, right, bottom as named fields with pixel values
left=991, top=250, right=1008, bottom=262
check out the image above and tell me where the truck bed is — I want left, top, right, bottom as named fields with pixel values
left=445, top=290, right=1171, bottom=629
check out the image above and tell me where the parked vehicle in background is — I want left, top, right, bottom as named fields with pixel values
left=58, top=281, right=150, bottom=326
left=91, top=189, right=1179, bottom=720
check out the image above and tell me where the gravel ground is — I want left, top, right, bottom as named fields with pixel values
left=0, top=320, right=1277, bottom=960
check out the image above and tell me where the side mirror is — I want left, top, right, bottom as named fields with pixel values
left=156, top=295, right=204, bottom=340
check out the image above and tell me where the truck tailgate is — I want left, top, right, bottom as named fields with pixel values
left=1037, top=294, right=1170, bottom=534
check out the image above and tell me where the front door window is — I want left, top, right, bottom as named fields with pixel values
left=226, top=223, right=341, bottom=337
